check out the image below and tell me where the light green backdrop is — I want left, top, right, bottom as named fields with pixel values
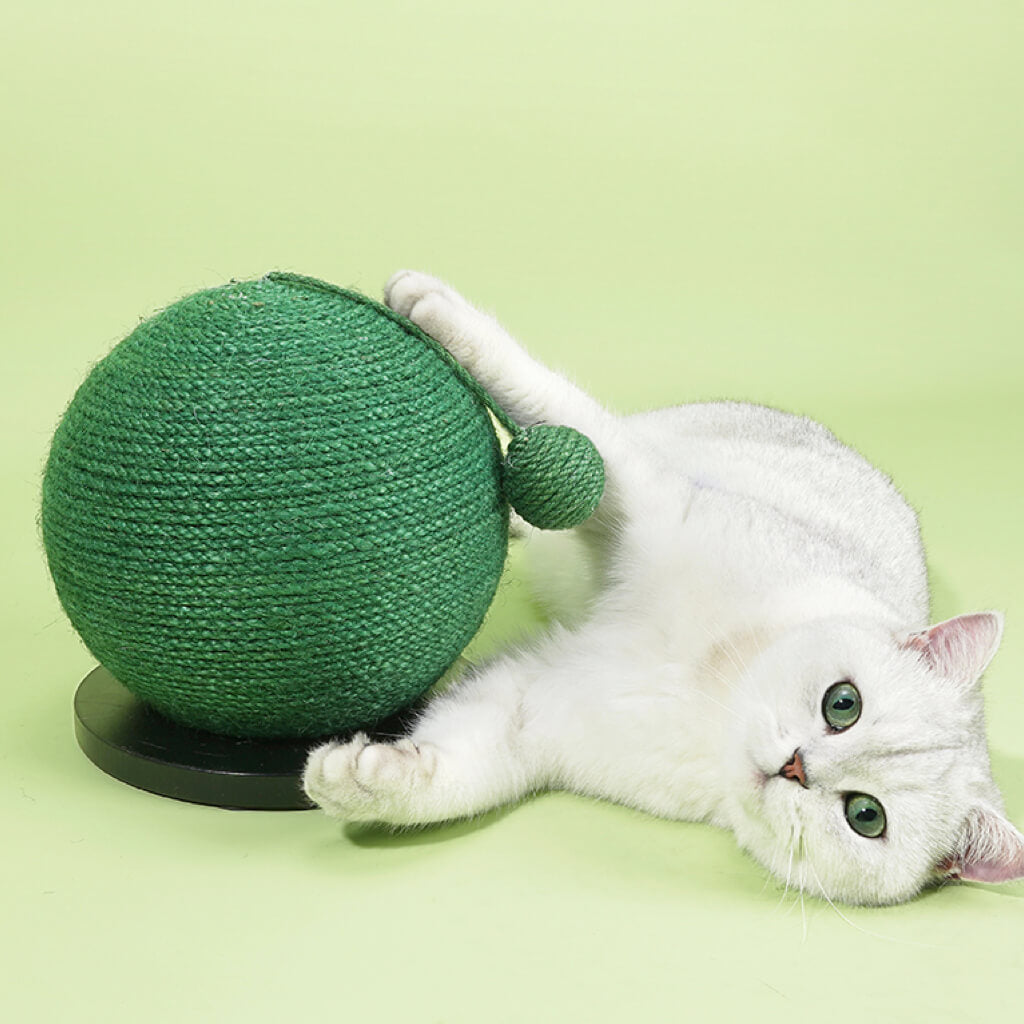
left=4, top=2, right=1022, bottom=1021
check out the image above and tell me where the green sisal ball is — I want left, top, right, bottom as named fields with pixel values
left=41, top=273, right=602, bottom=739
left=502, top=425, right=605, bottom=531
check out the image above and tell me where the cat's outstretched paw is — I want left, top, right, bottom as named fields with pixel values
left=385, top=269, right=462, bottom=318
left=303, top=734, right=440, bottom=824
left=384, top=270, right=479, bottom=361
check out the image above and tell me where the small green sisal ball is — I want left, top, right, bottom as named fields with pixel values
left=41, top=273, right=513, bottom=739
left=503, top=425, right=605, bottom=531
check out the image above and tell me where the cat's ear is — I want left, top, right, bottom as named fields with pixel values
left=903, top=612, right=1004, bottom=688
left=937, top=806, right=1024, bottom=884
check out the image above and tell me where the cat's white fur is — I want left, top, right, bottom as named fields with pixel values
left=304, top=271, right=1024, bottom=906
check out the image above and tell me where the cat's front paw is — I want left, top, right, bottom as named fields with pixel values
left=385, top=270, right=461, bottom=318
left=303, top=734, right=440, bottom=824
left=384, top=270, right=477, bottom=360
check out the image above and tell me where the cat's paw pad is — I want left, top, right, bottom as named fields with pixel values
left=303, top=735, right=438, bottom=823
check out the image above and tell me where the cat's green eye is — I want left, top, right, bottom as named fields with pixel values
left=822, top=681, right=861, bottom=731
left=845, top=793, right=886, bottom=838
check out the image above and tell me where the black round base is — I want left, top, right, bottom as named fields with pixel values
left=74, top=666, right=327, bottom=810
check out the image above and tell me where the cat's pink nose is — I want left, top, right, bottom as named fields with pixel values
left=780, top=749, right=808, bottom=788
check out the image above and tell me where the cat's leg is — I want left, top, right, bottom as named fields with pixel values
left=385, top=271, right=691, bottom=532
left=303, top=605, right=702, bottom=827
left=303, top=654, right=545, bottom=825
left=386, top=270, right=610, bottom=440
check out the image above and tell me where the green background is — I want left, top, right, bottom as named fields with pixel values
left=4, top=2, right=1022, bottom=1021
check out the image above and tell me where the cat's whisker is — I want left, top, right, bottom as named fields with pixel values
left=701, top=651, right=742, bottom=685
left=804, top=858, right=941, bottom=948
left=780, top=888, right=801, bottom=920
left=696, top=689, right=739, bottom=720
left=695, top=618, right=748, bottom=689
left=798, top=862, right=808, bottom=944
left=719, top=632, right=752, bottom=683
left=747, top=626, right=769, bottom=668
left=697, top=661, right=736, bottom=693
left=773, top=829, right=798, bottom=913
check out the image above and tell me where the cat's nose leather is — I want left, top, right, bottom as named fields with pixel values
left=780, top=749, right=808, bottom=788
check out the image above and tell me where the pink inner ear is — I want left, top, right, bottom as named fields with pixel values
left=959, top=858, right=1024, bottom=885
left=945, top=807, right=1024, bottom=885
left=906, top=612, right=1003, bottom=685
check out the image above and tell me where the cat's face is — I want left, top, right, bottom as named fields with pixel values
left=723, top=612, right=1024, bottom=905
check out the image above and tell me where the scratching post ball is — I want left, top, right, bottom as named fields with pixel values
left=42, top=273, right=604, bottom=762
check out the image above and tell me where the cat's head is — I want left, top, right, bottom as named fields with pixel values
left=724, top=612, right=1024, bottom=905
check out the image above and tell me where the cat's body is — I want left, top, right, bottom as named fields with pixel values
left=304, top=271, right=1024, bottom=905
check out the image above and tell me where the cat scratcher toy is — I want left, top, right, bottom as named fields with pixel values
left=41, top=272, right=604, bottom=808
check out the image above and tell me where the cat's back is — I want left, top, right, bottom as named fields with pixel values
left=631, top=400, right=844, bottom=456
left=627, top=400, right=882, bottom=500
left=625, top=401, right=927, bottom=621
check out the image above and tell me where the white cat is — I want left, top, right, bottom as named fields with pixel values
left=303, top=270, right=1024, bottom=906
